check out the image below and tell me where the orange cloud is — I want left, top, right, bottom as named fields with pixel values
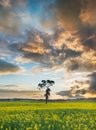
left=56, top=0, right=81, bottom=31
left=0, top=0, right=11, bottom=8
left=80, top=0, right=96, bottom=26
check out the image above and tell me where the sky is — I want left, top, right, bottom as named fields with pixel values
left=0, top=0, right=96, bottom=99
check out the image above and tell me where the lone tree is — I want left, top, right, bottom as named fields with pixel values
left=38, top=80, right=55, bottom=104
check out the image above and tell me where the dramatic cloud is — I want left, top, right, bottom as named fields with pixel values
left=70, top=77, right=96, bottom=97
left=56, top=0, right=96, bottom=29
left=8, top=27, right=82, bottom=70
left=57, top=79, right=96, bottom=98
left=66, top=55, right=96, bottom=72
left=0, top=0, right=96, bottom=99
left=80, top=0, right=96, bottom=26
left=57, top=70, right=96, bottom=98
left=88, top=72, right=96, bottom=94
left=0, top=0, right=57, bottom=35
left=56, top=0, right=82, bottom=30
left=0, top=59, right=22, bottom=75
left=56, top=0, right=96, bottom=51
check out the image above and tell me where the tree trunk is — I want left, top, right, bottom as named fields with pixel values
left=45, top=95, right=48, bottom=104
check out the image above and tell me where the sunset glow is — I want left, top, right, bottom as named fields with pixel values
left=0, top=0, right=96, bottom=99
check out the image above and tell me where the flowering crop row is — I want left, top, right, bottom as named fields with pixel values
left=0, top=101, right=96, bottom=130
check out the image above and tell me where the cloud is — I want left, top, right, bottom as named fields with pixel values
left=66, top=49, right=96, bottom=72
left=79, top=24, right=96, bottom=51
left=56, top=0, right=82, bottom=31
left=57, top=86, right=85, bottom=99
left=57, top=90, right=72, bottom=97
left=71, top=78, right=96, bottom=97
left=0, top=0, right=11, bottom=8
left=0, top=0, right=57, bottom=35
left=56, top=0, right=96, bottom=29
left=0, top=84, right=18, bottom=87
left=8, top=28, right=82, bottom=70
left=0, top=5, right=20, bottom=35
left=70, top=78, right=96, bottom=98
left=0, top=90, right=44, bottom=99
left=55, top=0, right=96, bottom=51
left=0, top=0, right=96, bottom=80
left=88, top=72, right=96, bottom=94
left=0, top=38, right=13, bottom=58
left=0, top=59, right=22, bottom=75
left=0, top=0, right=96, bottom=97
left=40, top=0, right=57, bottom=29
left=0, top=84, right=19, bottom=92
left=80, top=0, right=96, bottom=26
left=0, top=83, right=34, bottom=92
left=57, top=77, right=96, bottom=99
left=0, top=0, right=28, bottom=8
left=0, top=89, right=64, bottom=99
left=0, top=1, right=36, bottom=35
left=11, top=0, right=28, bottom=6
left=7, top=20, right=96, bottom=79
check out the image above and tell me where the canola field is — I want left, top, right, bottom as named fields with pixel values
left=0, top=101, right=96, bottom=130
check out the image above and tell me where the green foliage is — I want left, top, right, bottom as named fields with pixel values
left=0, top=101, right=96, bottom=130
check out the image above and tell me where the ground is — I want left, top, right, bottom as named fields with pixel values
left=0, top=100, right=96, bottom=130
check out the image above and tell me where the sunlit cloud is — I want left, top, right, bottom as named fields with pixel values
left=80, top=0, right=96, bottom=26
left=0, top=0, right=96, bottom=98
left=0, top=0, right=11, bottom=8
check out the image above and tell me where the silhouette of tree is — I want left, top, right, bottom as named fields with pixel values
left=38, top=80, right=55, bottom=104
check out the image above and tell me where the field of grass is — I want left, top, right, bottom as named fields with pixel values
left=0, top=101, right=96, bottom=130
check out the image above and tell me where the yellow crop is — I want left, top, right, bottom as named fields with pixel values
left=0, top=101, right=96, bottom=130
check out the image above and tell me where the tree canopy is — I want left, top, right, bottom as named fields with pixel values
left=38, top=80, right=55, bottom=104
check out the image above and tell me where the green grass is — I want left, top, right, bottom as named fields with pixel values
left=0, top=101, right=96, bottom=130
